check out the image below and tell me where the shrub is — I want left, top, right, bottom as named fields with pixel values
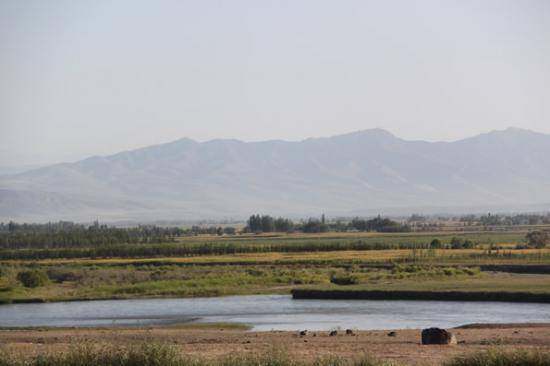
left=450, top=237, right=464, bottom=249
left=449, top=237, right=476, bottom=249
left=330, top=273, right=359, bottom=286
left=46, top=269, right=82, bottom=283
left=463, top=239, right=475, bottom=249
left=526, top=230, right=550, bottom=249
left=443, top=268, right=455, bottom=276
left=16, top=270, right=48, bottom=288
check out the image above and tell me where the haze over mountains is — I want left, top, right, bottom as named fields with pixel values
left=1, top=127, right=550, bottom=222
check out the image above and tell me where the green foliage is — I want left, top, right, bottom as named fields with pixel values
left=0, top=228, right=526, bottom=260
left=16, top=270, right=48, bottom=288
left=330, top=273, right=359, bottom=286
left=302, top=218, right=329, bottom=233
left=430, top=239, right=442, bottom=249
left=0, top=238, right=443, bottom=260
left=450, top=237, right=475, bottom=249
left=389, top=264, right=478, bottom=278
left=348, top=216, right=410, bottom=233
left=526, top=231, right=550, bottom=249
left=246, top=214, right=408, bottom=234
left=0, top=221, right=182, bottom=249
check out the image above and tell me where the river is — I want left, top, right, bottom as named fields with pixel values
left=1, top=295, right=549, bottom=330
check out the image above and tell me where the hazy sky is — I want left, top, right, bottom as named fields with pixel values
left=1, top=0, right=549, bottom=166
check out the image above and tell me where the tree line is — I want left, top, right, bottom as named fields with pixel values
left=0, top=221, right=184, bottom=249
left=459, top=213, right=550, bottom=226
left=246, top=214, right=409, bottom=233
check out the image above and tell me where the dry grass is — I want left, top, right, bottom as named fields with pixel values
left=4, top=248, right=549, bottom=267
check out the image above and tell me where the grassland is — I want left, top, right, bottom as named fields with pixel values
left=1, top=229, right=550, bottom=303
left=0, top=230, right=530, bottom=260
left=5, top=343, right=549, bottom=366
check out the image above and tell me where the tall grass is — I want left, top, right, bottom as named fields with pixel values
left=444, top=349, right=550, bottom=366
left=0, top=344, right=398, bottom=366
left=2, top=343, right=550, bottom=365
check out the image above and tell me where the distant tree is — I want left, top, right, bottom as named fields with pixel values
left=261, top=215, right=274, bottom=232
left=430, top=238, right=442, bottom=249
left=408, top=214, right=426, bottom=222
left=274, top=217, right=294, bottom=232
left=302, top=217, right=329, bottom=233
left=450, top=237, right=464, bottom=249
left=526, top=231, right=550, bottom=249
left=223, top=227, right=236, bottom=235
left=348, top=216, right=409, bottom=232
left=247, top=214, right=263, bottom=232
left=462, top=239, right=475, bottom=249
left=246, top=214, right=277, bottom=233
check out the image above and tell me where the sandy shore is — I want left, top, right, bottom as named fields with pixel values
left=1, top=324, right=549, bottom=365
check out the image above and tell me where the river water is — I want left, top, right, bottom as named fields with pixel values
left=1, top=295, right=549, bottom=330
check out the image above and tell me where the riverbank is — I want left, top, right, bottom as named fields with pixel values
left=1, top=323, right=549, bottom=365
left=2, top=252, right=550, bottom=304
left=291, top=289, right=550, bottom=303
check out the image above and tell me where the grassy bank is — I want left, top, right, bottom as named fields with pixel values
left=444, top=349, right=550, bottom=366
left=289, top=270, right=550, bottom=302
left=1, top=229, right=549, bottom=304
left=291, top=289, right=550, bottom=303
left=1, top=259, right=549, bottom=304
left=0, top=344, right=396, bottom=366
left=1, top=343, right=549, bottom=366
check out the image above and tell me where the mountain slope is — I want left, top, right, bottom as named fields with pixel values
left=1, top=128, right=550, bottom=221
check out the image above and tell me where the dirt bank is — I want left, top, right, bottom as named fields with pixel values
left=1, top=324, right=549, bottom=365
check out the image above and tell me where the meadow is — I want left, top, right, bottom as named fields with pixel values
left=0, top=230, right=528, bottom=260
left=1, top=228, right=549, bottom=303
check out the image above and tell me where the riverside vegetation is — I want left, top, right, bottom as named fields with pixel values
left=1, top=217, right=549, bottom=303
left=1, top=217, right=550, bottom=365
left=1, top=343, right=549, bottom=366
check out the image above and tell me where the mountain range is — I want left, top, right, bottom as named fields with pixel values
left=1, top=127, right=550, bottom=222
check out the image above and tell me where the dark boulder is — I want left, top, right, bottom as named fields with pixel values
left=421, top=328, right=457, bottom=345
left=387, top=331, right=397, bottom=337
left=329, top=330, right=338, bottom=336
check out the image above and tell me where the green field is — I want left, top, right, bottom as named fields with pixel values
left=0, top=230, right=529, bottom=260
left=1, top=230, right=550, bottom=304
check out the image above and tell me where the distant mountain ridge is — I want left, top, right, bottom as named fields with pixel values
left=1, top=127, right=550, bottom=222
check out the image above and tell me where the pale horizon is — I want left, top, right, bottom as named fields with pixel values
left=1, top=0, right=549, bottom=166
left=4, top=126, right=549, bottom=168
